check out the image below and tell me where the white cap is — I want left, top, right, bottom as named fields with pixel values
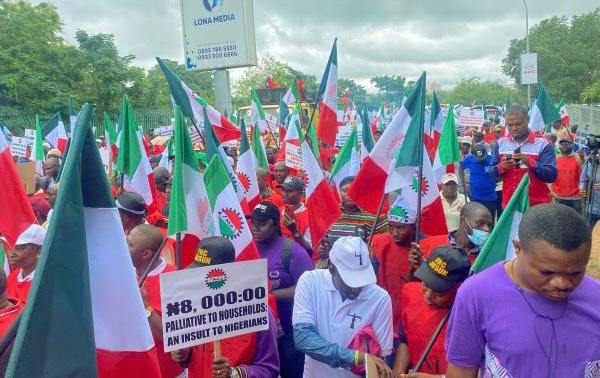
left=16, top=224, right=46, bottom=246
left=388, top=196, right=417, bottom=224
left=329, top=237, right=376, bottom=288
left=459, top=136, right=472, bottom=145
left=441, top=173, right=459, bottom=185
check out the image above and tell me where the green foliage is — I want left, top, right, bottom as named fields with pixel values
left=370, top=75, right=405, bottom=106
left=232, top=55, right=318, bottom=107
left=438, top=77, right=525, bottom=106
left=338, top=78, right=368, bottom=106
left=501, top=8, right=600, bottom=102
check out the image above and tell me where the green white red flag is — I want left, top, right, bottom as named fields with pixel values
left=103, top=112, right=118, bottom=160
left=529, top=84, right=561, bottom=133
left=316, top=39, right=338, bottom=146
left=556, top=100, right=570, bottom=127
left=204, top=155, right=259, bottom=261
left=0, top=131, right=37, bottom=248
left=432, top=105, right=460, bottom=182
left=116, top=95, right=158, bottom=212
left=330, top=126, right=359, bottom=191
left=424, top=91, right=443, bottom=158
left=6, top=104, right=161, bottom=377
left=472, top=175, right=530, bottom=273
left=236, top=119, right=261, bottom=209
left=359, top=106, right=375, bottom=162
left=157, top=57, right=240, bottom=143
left=251, top=88, right=268, bottom=132
left=41, top=112, right=68, bottom=154
left=251, top=121, right=269, bottom=171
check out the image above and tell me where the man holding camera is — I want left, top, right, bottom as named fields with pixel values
left=491, top=105, right=557, bottom=208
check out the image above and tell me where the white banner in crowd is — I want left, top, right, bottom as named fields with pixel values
left=160, top=259, right=269, bottom=352
left=23, top=128, right=35, bottom=146
left=10, top=137, right=28, bottom=157
left=458, top=108, right=485, bottom=130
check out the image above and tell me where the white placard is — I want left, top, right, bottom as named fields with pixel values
left=155, top=126, right=174, bottom=137
left=160, top=259, right=269, bottom=352
left=10, top=137, right=28, bottom=157
left=181, top=0, right=257, bottom=71
left=458, top=108, right=485, bottom=130
left=24, top=129, right=35, bottom=146
left=98, top=148, right=112, bottom=176
left=520, top=53, right=538, bottom=85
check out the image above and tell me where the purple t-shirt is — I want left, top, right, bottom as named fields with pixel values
left=446, top=262, right=600, bottom=377
left=257, top=236, right=313, bottom=335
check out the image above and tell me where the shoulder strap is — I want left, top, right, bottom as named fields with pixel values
left=281, top=238, right=293, bottom=274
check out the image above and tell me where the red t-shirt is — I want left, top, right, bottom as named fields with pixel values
left=261, top=189, right=284, bottom=209
left=401, top=282, right=449, bottom=374
left=142, top=261, right=184, bottom=378
left=418, top=235, right=450, bottom=259
left=7, top=269, right=34, bottom=304
left=372, top=233, right=411, bottom=330
left=280, top=205, right=310, bottom=241
left=553, top=155, right=581, bottom=198
left=0, top=299, right=22, bottom=339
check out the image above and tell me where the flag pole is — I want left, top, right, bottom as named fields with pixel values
left=409, top=309, right=452, bottom=373
left=415, top=165, right=423, bottom=241
left=367, top=195, right=386, bottom=248
left=138, top=237, right=169, bottom=288
left=175, top=232, right=182, bottom=270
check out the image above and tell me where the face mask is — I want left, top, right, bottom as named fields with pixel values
left=467, top=228, right=490, bottom=246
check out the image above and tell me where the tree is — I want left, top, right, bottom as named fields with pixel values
left=370, top=75, right=406, bottom=105
left=439, top=77, right=525, bottom=105
left=232, top=56, right=318, bottom=107
left=501, top=9, right=600, bottom=102
left=338, top=78, right=368, bottom=106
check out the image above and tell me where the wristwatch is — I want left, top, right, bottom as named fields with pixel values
left=293, top=231, right=301, bottom=239
left=145, top=306, right=153, bottom=319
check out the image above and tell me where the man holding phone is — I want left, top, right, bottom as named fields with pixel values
left=491, top=105, right=557, bottom=208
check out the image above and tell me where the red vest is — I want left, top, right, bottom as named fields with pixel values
left=553, top=155, right=581, bottom=197
left=401, top=283, right=449, bottom=374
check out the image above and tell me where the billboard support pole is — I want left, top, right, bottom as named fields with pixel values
left=214, top=69, right=233, bottom=116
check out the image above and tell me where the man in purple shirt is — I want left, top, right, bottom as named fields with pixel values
left=251, top=202, right=314, bottom=378
left=445, top=204, right=600, bottom=378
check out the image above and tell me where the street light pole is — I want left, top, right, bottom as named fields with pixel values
left=523, top=0, right=531, bottom=107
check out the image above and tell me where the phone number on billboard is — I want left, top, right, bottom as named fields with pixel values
left=197, top=44, right=238, bottom=60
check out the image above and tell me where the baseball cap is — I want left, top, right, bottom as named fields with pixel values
left=441, top=173, right=459, bottom=185
left=388, top=196, right=416, bottom=224
left=329, top=236, right=376, bottom=288
left=459, top=136, right=472, bottom=145
left=415, top=246, right=470, bottom=293
left=281, top=176, right=304, bottom=191
left=16, top=224, right=46, bottom=246
left=116, top=192, right=147, bottom=216
left=188, top=236, right=235, bottom=268
left=251, top=202, right=280, bottom=225
left=558, top=135, right=573, bottom=143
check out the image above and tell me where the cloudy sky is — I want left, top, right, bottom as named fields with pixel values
left=34, top=0, right=599, bottom=91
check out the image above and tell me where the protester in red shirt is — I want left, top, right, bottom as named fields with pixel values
left=153, top=166, right=170, bottom=215
left=171, top=237, right=280, bottom=378
left=410, top=202, right=492, bottom=270
left=491, top=105, right=557, bottom=208
left=271, top=161, right=289, bottom=197
left=127, top=224, right=182, bottom=378
left=372, top=196, right=417, bottom=330
left=257, top=168, right=284, bottom=208
left=280, top=177, right=313, bottom=257
left=116, top=192, right=147, bottom=234
left=6, top=225, right=46, bottom=304
left=552, top=136, right=583, bottom=214
left=0, top=270, right=22, bottom=339
left=393, top=247, right=470, bottom=376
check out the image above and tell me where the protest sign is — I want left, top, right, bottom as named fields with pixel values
left=24, top=129, right=35, bottom=145
left=160, top=259, right=269, bottom=352
left=155, top=125, right=174, bottom=137
left=17, top=161, right=36, bottom=194
left=285, top=144, right=303, bottom=171
left=98, top=148, right=112, bottom=177
left=458, top=108, right=484, bottom=131
left=10, top=137, right=28, bottom=157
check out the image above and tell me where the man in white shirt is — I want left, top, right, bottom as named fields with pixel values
left=6, top=224, right=46, bottom=303
left=440, top=173, right=467, bottom=233
left=293, top=236, right=393, bottom=377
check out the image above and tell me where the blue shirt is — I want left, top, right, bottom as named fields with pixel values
left=460, top=155, right=497, bottom=201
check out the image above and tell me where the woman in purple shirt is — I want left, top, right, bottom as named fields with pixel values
left=251, top=202, right=314, bottom=378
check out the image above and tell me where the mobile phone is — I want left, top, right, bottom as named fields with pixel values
left=284, top=204, right=295, bottom=217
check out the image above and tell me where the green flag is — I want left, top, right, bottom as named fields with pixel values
left=394, top=72, right=426, bottom=168
left=251, top=120, right=269, bottom=171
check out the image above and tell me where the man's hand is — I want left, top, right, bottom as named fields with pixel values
left=501, top=157, right=515, bottom=170
left=171, top=348, right=191, bottom=364
left=359, top=352, right=392, bottom=378
left=512, top=153, right=529, bottom=167
left=409, top=242, right=424, bottom=272
left=212, top=356, right=231, bottom=378
left=282, top=211, right=297, bottom=232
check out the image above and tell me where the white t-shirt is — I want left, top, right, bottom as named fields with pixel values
left=293, top=269, right=393, bottom=378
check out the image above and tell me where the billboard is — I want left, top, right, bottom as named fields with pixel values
left=180, top=0, right=257, bottom=71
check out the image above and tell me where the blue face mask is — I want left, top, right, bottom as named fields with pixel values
left=467, top=228, right=490, bottom=246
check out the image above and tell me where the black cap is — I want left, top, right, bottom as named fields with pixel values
left=116, top=192, right=147, bottom=216
left=188, top=236, right=235, bottom=268
left=281, top=176, right=304, bottom=191
left=415, top=247, right=470, bottom=293
left=251, top=202, right=280, bottom=224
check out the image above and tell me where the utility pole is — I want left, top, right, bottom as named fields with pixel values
left=523, top=0, right=531, bottom=107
